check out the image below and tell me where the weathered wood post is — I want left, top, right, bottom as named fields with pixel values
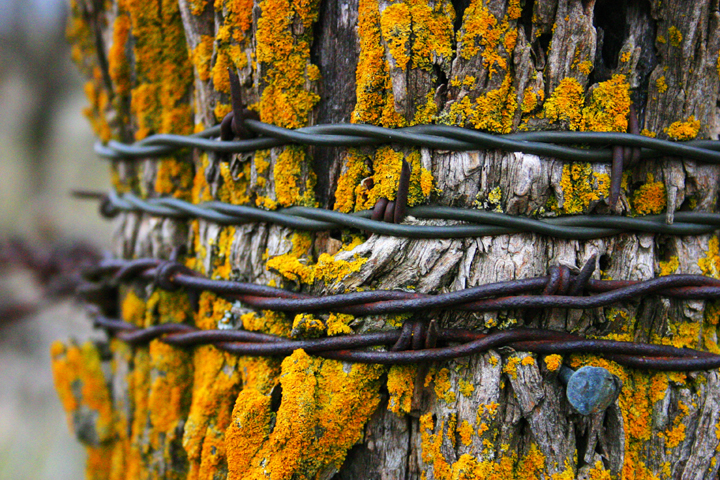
left=52, top=0, right=720, bottom=478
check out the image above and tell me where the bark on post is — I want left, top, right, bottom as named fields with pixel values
left=53, top=0, right=720, bottom=479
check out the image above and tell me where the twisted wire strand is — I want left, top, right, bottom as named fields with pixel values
left=81, top=257, right=720, bottom=317
left=95, top=119, right=720, bottom=163
left=92, top=315, right=720, bottom=370
left=97, top=190, right=720, bottom=239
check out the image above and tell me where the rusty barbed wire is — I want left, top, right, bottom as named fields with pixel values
left=0, top=237, right=102, bottom=326
left=79, top=255, right=720, bottom=317
left=76, top=189, right=720, bottom=240
left=90, top=314, right=720, bottom=371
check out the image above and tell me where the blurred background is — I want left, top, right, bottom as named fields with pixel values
left=0, top=0, right=113, bottom=478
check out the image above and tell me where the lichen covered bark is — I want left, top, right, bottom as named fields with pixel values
left=57, top=0, right=720, bottom=478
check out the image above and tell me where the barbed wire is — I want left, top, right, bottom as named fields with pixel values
left=95, top=119, right=720, bottom=164
left=91, top=314, right=720, bottom=371
left=79, top=256, right=720, bottom=317
left=85, top=190, right=720, bottom=240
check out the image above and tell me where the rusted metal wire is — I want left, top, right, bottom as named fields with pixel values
left=91, top=314, right=720, bottom=370
left=80, top=256, right=720, bottom=317
left=0, top=237, right=102, bottom=327
left=77, top=190, right=720, bottom=240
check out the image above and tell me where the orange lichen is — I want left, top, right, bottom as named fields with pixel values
left=146, top=340, right=192, bottom=464
left=658, top=256, right=679, bottom=276
left=666, top=116, right=700, bottom=141
left=226, top=349, right=384, bottom=479
left=631, top=173, right=666, bottom=215
left=122, top=289, right=147, bottom=326
left=699, top=237, right=720, bottom=279
left=256, top=0, right=320, bottom=128
left=582, top=74, right=631, bottom=132
left=544, top=78, right=585, bottom=130
left=458, top=379, right=475, bottom=397
left=433, top=368, right=456, bottom=403
left=656, top=76, right=668, bottom=93
left=544, top=354, right=562, bottom=372
left=352, top=0, right=406, bottom=127
left=558, top=163, right=610, bottom=214
left=521, top=86, right=544, bottom=114
left=457, top=0, right=516, bottom=75
left=334, top=151, right=368, bottom=213
left=291, top=313, right=326, bottom=337
left=266, top=238, right=366, bottom=286
left=51, top=341, right=114, bottom=444
left=326, top=313, right=354, bottom=336
left=387, top=364, right=417, bottom=414
left=668, top=26, right=682, bottom=47
left=192, top=35, right=215, bottom=82
left=108, top=12, right=131, bottom=97
left=273, top=146, right=316, bottom=207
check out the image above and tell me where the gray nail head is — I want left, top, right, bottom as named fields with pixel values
left=562, top=365, right=623, bottom=416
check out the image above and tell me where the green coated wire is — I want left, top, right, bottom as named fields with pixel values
left=94, top=119, right=720, bottom=164
left=101, top=191, right=720, bottom=240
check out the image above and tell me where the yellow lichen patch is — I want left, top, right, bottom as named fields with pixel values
left=458, top=421, right=474, bottom=446
left=122, top=290, right=147, bottom=326
left=108, top=12, right=131, bottom=98
left=380, top=3, right=412, bottom=70
left=586, top=460, right=612, bottom=479
left=85, top=444, right=115, bottom=480
left=352, top=0, right=406, bottom=127
left=380, top=0, right=454, bottom=75
left=326, top=313, right=354, bottom=335
left=433, top=368, right=457, bottom=403
left=196, top=291, right=233, bottom=330
left=668, top=26, right=683, bottom=47
left=544, top=78, right=585, bottom=130
left=351, top=147, right=434, bottom=211
left=666, top=116, right=701, bottom=141
left=125, top=0, right=194, bottom=140
left=656, top=76, right=668, bottom=93
left=503, top=356, right=521, bottom=379
left=582, top=74, right=631, bottom=132
left=51, top=341, right=114, bottom=444
left=155, top=158, right=194, bottom=199
left=67, top=1, right=113, bottom=142
left=521, top=86, right=544, bottom=114
left=273, top=146, right=317, bottom=207
left=224, top=388, right=274, bottom=479
left=658, top=256, right=679, bottom=276
left=458, top=379, right=475, bottom=397
left=227, top=350, right=384, bottom=479
left=147, top=339, right=193, bottom=463
left=387, top=364, right=417, bottom=414
left=266, top=240, right=367, bottom=287
left=256, top=0, right=320, bottom=128
left=82, top=74, right=112, bottom=142
left=699, top=237, right=720, bottom=279
left=144, top=289, right=193, bottom=326
left=241, top=310, right=291, bottom=338
left=192, top=35, right=215, bottom=82
left=631, top=173, right=666, bottom=215
left=217, top=160, right=252, bottom=206
left=558, top=163, right=610, bottom=214
left=191, top=156, right=214, bottom=204
left=544, top=354, right=562, bottom=372
left=457, top=0, right=517, bottom=75
left=183, top=339, right=242, bottom=471
left=291, top=313, right=326, bottom=338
